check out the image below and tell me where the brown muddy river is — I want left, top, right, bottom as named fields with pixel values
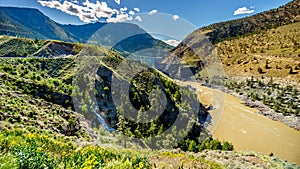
left=184, top=82, right=300, bottom=165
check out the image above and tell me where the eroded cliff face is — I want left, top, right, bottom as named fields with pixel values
left=94, top=66, right=117, bottom=128
left=155, top=32, right=220, bottom=82
left=91, top=61, right=209, bottom=142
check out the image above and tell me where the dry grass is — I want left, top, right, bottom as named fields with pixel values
left=216, top=22, right=300, bottom=80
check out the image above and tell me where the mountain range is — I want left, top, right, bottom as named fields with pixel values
left=0, top=6, right=171, bottom=57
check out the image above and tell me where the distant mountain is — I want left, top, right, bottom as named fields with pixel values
left=0, top=7, right=77, bottom=42
left=60, top=22, right=106, bottom=43
left=62, top=22, right=172, bottom=58
left=158, top=0, right=300, bottom=80
left=0, top=7, right=171, bottom=57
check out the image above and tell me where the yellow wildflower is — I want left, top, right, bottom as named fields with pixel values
left=139, top=162, right=144, bottom=168
left=37, top=147, right=43, bottom=152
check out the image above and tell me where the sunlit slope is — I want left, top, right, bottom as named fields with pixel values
left=161, top=0, right=300, bottom=81
left=217, top=22, right=300, bottom=80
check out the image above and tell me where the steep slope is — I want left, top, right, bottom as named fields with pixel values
left=202, top=0, right=300, bottom=44
left=217, top=22, right=300, bottom=79
left=159, top=0, right=300, bottom=81
left=0, top=36, right=210, bottom=149
left=0, top=7, right=77, bottom=42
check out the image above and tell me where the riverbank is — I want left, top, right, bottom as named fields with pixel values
left=184, top=81, right=300, bottom=165
left=224, top=76, right=300, bottom=131
left=231, top=92, right=300, bottom=130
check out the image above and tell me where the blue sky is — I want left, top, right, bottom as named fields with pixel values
left=0, top=0, right=292, bottom=27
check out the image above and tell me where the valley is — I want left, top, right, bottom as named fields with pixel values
left=0, top=0, right=299, bottom=168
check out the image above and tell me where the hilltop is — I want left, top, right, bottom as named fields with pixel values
left=202, top=0, right=300, bottom=44
left=160, top=0, right=299, bottom=80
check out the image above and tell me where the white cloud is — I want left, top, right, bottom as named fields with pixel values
left=120, top=7, right=127, bottom=12
left=164, top=39, right=180, bottom=47
left=71, top=0, right=78, bottom=4
left=38, top=0, right=138, bottom=23
left=38, top=0, right=95, bottom=22
left=233, top=7, right=255, bottom=15
left=149, top=9, right=157, bottom=15
left=172, top=15, right=179, bottom=21
left=107, top=13, right=133, bottom=23
left=79, top=13, right=98, bottom=23
left=107, top=6, right=134, bottom=23
left=129, top=10, right=135, bottom=15
left=93, top=2, right=119, bottom=18
left=115, top=0, right=120, bottom=5
left=134, top=7, right=140, bottom=12
left=38, top=1, right=61, bottom=9
left=134, top=16, right=142, bottom=22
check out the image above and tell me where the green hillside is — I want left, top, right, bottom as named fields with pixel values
left=0, top=36, right=244, bottom=168
left=0, top=35, right=83, bottom=58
